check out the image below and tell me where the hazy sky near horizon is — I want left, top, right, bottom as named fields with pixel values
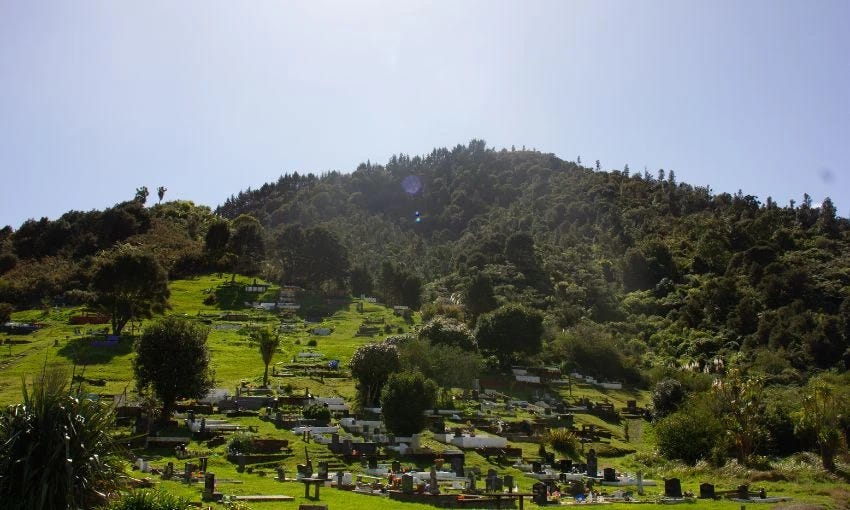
left=1, top=0, right=849, bottom=228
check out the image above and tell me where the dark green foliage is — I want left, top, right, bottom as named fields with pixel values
left=380, top=371, right=437, bottom=436
left=655, top=398, right=724, bottom=465
left=303, top=402, right=331, bottom=422
left=350, top=265, right=373, bottom=297
left=464, top=272, right=498, bottom=323
left=545, top=428, right=580, bottom=459
left=418, top=316, right=476, bottom=350
left=0, top=367, right=122, bottom=510
left=651, top=378, right=686, bottom=418
left=349, top=342, right=400, bottom=407
left=550, top=324, right=644, bottom=385
left=228, top=214, right=265, bottom=275
left=90, top=246, right=170, bottom=335
left=103, top=489, right=191, bottom=510
left=475, top=304, right=544, bottom=368
left=0, top=302, right=12, bottom=323
left=398, top=338, right=483, bottom=389
left=227, top=432, right=255, bottom=455
left=134, top=316, right=214, bottom=418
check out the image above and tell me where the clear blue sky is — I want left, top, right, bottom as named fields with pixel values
left=1, top=0, right=848, bottom=228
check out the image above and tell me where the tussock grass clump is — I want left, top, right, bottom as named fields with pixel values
left=545, top=428, right=579, bottom=458
left=102, top=489, right=191, bottom=510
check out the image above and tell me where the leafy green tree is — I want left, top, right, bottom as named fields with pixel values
left=228, top=214, right=265, bottom=275
left=134, top=316, right=215, bottom=418
left=302, top=226, right=349, bottom=291
left=655, top=397, right=724, bottom=465
left=349, top=342, right=400, bottom=408
left=398, top=338, right=483, bottom=389
left=251, top=327, right=280, bottom=387
left=418, top=316, right=476, bottom=350
left=90, top=246, right=170, bottom=335
left=475, top=304, right=544, bottom=368
left=795, top=377, right=847, bottom=471
left=204, top=219, right=231, bottom=258
left=350, top=265, right=373, bottom=297
left=0, top=366, right=122, bottom=510
left=381, top=371, right=437, bottom=436
left=652, top=378, right=686, bottom=418
left=464, top=272, right=498, bottom=322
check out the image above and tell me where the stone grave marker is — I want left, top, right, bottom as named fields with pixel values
left=401, top=473, right=414, bottom=494
left=450, top=456, right=464, bottom=477
left=504, top=474, right=514, bottom=492
left=586, top=449, right=598, bottom=478
left=532, top=482, right=548, bottom=505
left=699, top=482, right=715, bottom=499
left=603, top=467, right=616, bottom=482
left=199, top=457, right=208, bottom=473
left=163, top=462, right=174, bottom=480
left=429, top=467, right=440, bottom=494
left=317, top=461, right=329, bottom=480
left=558, top=459, right=572, bottom=472
left=665, top=478, right=683, bottom=498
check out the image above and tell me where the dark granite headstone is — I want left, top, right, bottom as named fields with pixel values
left=737, top=484, right=749, bottom=500
left=451, top=457, right=464, bottom=477
left=368, top=456, right=378, bottom=469
left=504, top=474, right=514, bottom=492
left=699, top=483, right=715, bottom=499
left=401, top=473, right=414, bottom=494
left=665, top=478, right=682, bottom=498
left=163, top=462, right=174, bottom=479
left=391, top=460, right=401, bottom=473
left=559, top=459, right=572, bottom=472
left=199, top=457, right=208, bottom=473
left=603, top=467, right=616, bottom=482
left=586, top=449, right=598, bottom=478
left=204, top=473, right=215, bottom=494
left=317, top=461, right=329, bottom=480
left=532, top=482, right=548, bottom=505
left=531, top=461, right=542, bottom=473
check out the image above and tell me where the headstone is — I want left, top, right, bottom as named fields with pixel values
left=199, top=457, right=208, bottom=473
left=237, top=454, right=246, bottom=473
left=318, top=461, right=329, bottom=480
left=204, top=472, right=215, bottom=495
left=429, top=467, right=440, bottom=494
left=637, top=471, right=644, bottom=496
left=665, top=478, right=683, bottom=498
left=163, top=462, right=174, bottom=480
left=368, top=456, right=378, bottom=469
left=737, top=484, right=749, bottom=500
left=331, top=433, right=339, bottom=445
left=276, top=466, right=286, bottom=481
left=531, top=461, right=542, bottom=473
left=603, top=467, right=616, bottom=482
left=699, top=482, right=715, bottom=499
left=545, top=452, right=555, bottom=465
left=391, top=460, right=401, bottom=473
left=558, top=459, right=572, bottom=472
left=401, top=473, right=414, bottom=494
left=586, top=449, right=598, bottom=478
left=454, top=427, right=463, bottom=438
left=467, top=471, right=477, bottom=492
left=450, top=457, right=464, bottom=477
left=184, top=462, right=192, bottom=482
left=532, top=482, right=548, bottom=505
left=337, top=471, right=344, bottom=488
left=504, top=474, right=514, bottom=493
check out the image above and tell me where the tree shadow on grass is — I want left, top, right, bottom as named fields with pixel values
left=57, top=336, right=133, bottom=365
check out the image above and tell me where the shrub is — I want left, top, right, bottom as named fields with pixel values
left=306, top=339, right=317, bottom=347
left=0, top=366, right=122, bottom=509
left=655, top=399, right=724, bottom=465
left=227, top=432, right=255, bottom=455
left=0, top=302, right=12, bottom=323
left=303, top=402, right=331, bottom=422
left=545, top=428, right=579, bottom=458
left=103, top=489, right=191, bottom=510
left=652, top=378, right=686, bottom=418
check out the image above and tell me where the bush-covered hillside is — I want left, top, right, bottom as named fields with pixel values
left=2, top=140, right=849, bottom=378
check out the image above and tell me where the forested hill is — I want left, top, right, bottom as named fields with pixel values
left=2, top=140, right=850, bottom=378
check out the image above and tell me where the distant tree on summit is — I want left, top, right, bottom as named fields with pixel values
left=157, top=186, right=167, bottom=203
left=135, top=186, right=149, bottom=204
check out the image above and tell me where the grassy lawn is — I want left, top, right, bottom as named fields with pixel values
left=2, top=273, right=847, bottom=508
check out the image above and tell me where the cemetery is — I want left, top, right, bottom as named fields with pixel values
left=0, top=274, right=829, bottom=509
